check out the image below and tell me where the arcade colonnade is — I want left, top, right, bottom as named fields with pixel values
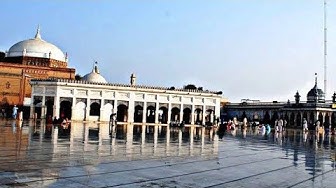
left=224, top=106, right=336, bottom=128
left=30, top=79, right=222, bottom=125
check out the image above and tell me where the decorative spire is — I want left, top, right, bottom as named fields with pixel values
left=92, top=61, right=100, bottom=74
left=315, top=73, right=318, bottom=86
left=34, top=25, right=42, bottom=39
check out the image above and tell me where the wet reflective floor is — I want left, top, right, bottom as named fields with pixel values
left=1, top=120, right=336, bottom=188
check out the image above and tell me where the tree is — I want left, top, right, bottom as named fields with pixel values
left=75, top=74, right=82, bottom=80
left=184, top=84, right=197, bottom=90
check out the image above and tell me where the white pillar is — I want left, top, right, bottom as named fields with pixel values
left=202, top=104, right=206, bottom=125
left=128, top=93, right=135, bottom=123
left=41, top=96, right=46, bottom=119
left=30, top=105, right=35, bottom=119
left=215, top=99, right=220, bottom=122
left=155, top=102, right=159, bottom=124
left=126, top=124, right=133, bottom=156
left=142, top=101, right=147, bottom=123
left=154, top=125, right=158, bottom=155
left=141, top=124, right=146, bottom=146
left=71, top=98, right=76, bottom=120
left=191, top=103, right=195, bottom=125
left=168, top=102, right=172, bottom=124
left=113, top=99, right=118, bottom=121
left=85, top=99, right=90, bottom=121
left=180, top=104, right=183, bottom=123
left=53, top=96, right=60, bottom=119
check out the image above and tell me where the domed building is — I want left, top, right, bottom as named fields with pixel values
left=307, top=75, right=325, bottom=103
left=223, top=74, right=336, bottom=130
left=29, top=64, right=222, bottom=124
left=0, top=27, right=76, bottom=118
left=82, top=65, right=107, bottom=83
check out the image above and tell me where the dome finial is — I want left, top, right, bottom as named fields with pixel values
left=92, top=61, right=100, bottom=74
left=315, top=73, right=318, bottom=86
left=35, top=25, right=41, bottom=39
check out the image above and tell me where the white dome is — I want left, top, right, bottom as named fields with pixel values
left=6, top=27, right=67, bottom=62
left=82, top=65, right=107, bottom=83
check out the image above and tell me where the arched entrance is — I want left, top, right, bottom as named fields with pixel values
left=60, top=100, right=72, bottom=120
left=241, top=111, right=247, bottom=122
left=296, top=113, right=301, bottom=127
left=205, top=109, right=213, bottom=125
left=146, top=106, right=155, bottom=123
left=309, top=112, right=315, bottom=129
left=134, top=105, right=143, bottom=123
left=194, top=108, right=203, bottom=125
left=159, top=106, right=168, bottom=124
left=289, top=112, right=295, bottom=126
left=284, top=113, right=289, bottom=125
left=117, top=104, right=128, bottom=122
left=332, top=113, right=336, bottom=130
left=263, top=111, right=271, bottom=124
left=318, top=113, right=323, bottom=124
left=183, top=108, right=191, bottom=124
left=271, top=111, right=279, bottom=125
left=90, top=102, right=100, bottom=116
left=325, top=113, right=330, bottom=129
left=171, top=107, right=180, bottom=122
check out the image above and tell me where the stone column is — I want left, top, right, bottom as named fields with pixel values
left=128, top=94, right=135, bottom=123
left=300, top=111, right=303, bottom=127
left=155, top=102, right=159, bottom=124
left=191, top=103, right=195, bottom=125
left=322, top=112, right=326, bottom=125
left=178, top=129, right=182, bottom=156
left=166, top=125, right=170, bottom=147
left=215, top=99, right=220, bottom=123
left=210, top=111, right=214, bottom=123
left=99, top=102, right=105, bottom=122
left=179, top=104, right=184, bottom=123
left=294, top=112, right=297, bottom=127
left=126, top=124, right=133, bottom=156
left=41, top=96, right=46, bottom=119
left=71, top=97, right=76, bottom=120
left=141, top=124, right=146, bottom=147
left=154, top=125, right=158, bottom=155
left=53, top=96, right=60, bottom=119
left=113, top=99, right=118, bottom=121
left=30, top=105, right=35, bottom=119
left=202, top=105, right=206, bottom=125
left=142, top=101, right=147, bottom=124
left=168, top=102, right=172, bottom=124
left=85, top=98, right=90, bottom=121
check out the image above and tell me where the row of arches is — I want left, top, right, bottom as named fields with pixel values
left=228, top=109, right=336, bottom=128
left=117, top=104, right=214, bottom=124
left=31, top=97, right=217, bottom=124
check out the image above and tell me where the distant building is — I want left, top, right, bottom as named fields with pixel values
left=0, top=27, right=75, bottom=117
left=223, top=75, right=336, bottom=129
left=30, top=65, right=222, bottom=124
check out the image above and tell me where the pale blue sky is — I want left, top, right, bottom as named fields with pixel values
left=1, top=0, right=335, bottom=102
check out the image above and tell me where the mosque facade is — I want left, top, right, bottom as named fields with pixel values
left=0, top=27, right=75, bottom=115
left=222, top=76, right=336, bottom=129
left=29, top=65, right=222, bottom=125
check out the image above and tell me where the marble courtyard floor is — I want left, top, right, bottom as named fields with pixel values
left=1, top=120, right=336, bottom=188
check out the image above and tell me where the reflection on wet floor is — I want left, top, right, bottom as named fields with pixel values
left=1, top=120, right=336, bottom=187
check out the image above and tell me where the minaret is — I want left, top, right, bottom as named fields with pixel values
left=323, top=0, right=328, bottom=96
left=130, top=73, right=136, bottom=86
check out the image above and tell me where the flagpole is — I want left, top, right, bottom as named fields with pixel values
left=323, top=0, right=327, bottom=96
